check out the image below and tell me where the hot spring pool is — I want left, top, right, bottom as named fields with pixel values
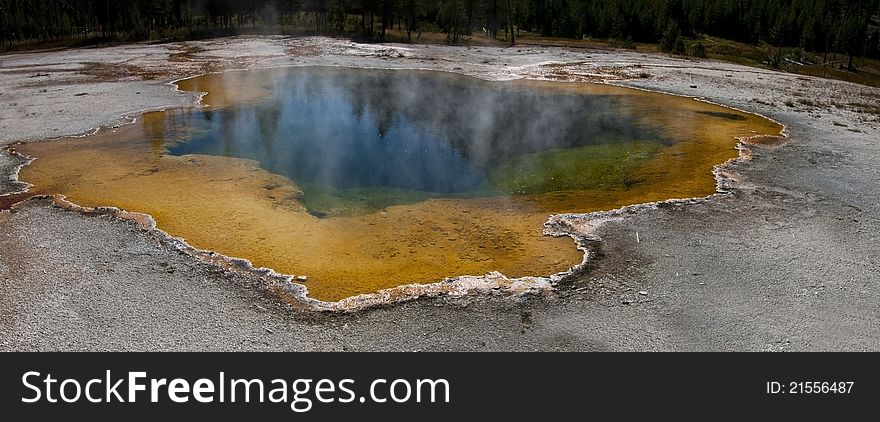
left=18, top=67, right=783, bottom=301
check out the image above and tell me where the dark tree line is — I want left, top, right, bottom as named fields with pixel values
left=2, top=1, right=879, bottom=66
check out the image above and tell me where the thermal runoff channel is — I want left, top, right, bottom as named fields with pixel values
left=18, top=67, right=783, bottom=301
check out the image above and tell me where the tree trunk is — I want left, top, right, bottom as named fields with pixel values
left=507, top=0, right=515, bottom=46
left=406, top=6, right=413, bottom=42
left=490, top=0, right=498, bottom=38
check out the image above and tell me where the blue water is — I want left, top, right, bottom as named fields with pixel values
left=163, top=68, right=668, bottom=214
left=172, top=94, right=486, bottom=194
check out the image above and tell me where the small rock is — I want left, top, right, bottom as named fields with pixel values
left=294, top=275, right=307, bottom=282
left=638, top=290, right=648, bottom=296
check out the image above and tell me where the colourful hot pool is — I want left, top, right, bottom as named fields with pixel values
left=17, top=67, right=783, bottom=301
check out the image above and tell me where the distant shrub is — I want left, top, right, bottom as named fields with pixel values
left=758, top=42, right=782, bottom=68
left=611, top=36, right=636, bottom=50
left=416, top=21, right=441, bottom=34
left=344, top=15, right=362, bottom=33
left=690, top=41, right=708, bottom=58
left=660, top=21, right=685, bottom=54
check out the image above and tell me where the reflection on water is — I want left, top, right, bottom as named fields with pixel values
left=166, top=68, right=671, bottom=215
left=18, top=67, right=783, bottom=301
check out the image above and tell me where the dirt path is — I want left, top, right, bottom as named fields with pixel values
left=1, top=36, right=878, bottom=350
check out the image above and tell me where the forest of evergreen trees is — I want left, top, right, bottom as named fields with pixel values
left=2, top=1, right=879, bottom=68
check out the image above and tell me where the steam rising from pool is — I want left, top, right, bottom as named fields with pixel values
left=166, top=68, right=671, bottom=216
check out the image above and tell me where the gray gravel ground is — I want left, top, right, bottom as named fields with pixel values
left=1, top=36, right=879, bottom=351
left=0, top=151, right=27, bottom=196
